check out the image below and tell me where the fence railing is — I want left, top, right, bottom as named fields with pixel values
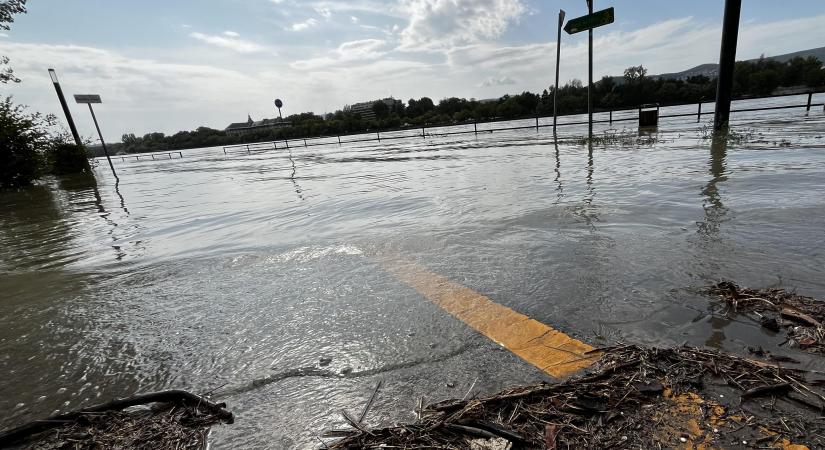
left=221, top=90, right=823, bottom=155
left=116, top=151, right=183, bottom=161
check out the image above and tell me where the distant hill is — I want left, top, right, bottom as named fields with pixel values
left=608, top=46, right=825, bottom=84
left=653, top=46, right=825, bottom=81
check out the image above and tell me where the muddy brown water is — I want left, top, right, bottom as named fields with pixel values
left=1, top=95, right=825, bottom=449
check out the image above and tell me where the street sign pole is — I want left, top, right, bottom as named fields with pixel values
left=47, top=69, right=82, bottom=147
left=587, top=0, right=594, bottom=141
left=75, top=94, right=117, bottom=179
left=553, top=10, right=566, bottom=137
left=563, top=6, right=613, bottom=139
left=88, top=104, right=117, bottom=180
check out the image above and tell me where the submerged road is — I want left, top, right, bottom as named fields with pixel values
left=1, top=96, right=825, bottom=448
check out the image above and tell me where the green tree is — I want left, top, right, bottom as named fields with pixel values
left=0, top=0, right=26, bottom=84
left=372, top=100, right=390, bottom=119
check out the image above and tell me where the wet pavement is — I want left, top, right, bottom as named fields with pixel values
left=1, top=94, right=824, bottom=448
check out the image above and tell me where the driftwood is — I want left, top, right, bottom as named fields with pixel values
left=0, top=389, right=233, bottom=448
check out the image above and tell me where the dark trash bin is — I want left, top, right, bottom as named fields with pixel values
left=638, top=103, right=659, bottom=128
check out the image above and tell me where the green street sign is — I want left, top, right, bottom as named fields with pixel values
left=564, top=7, right=614, bottom=34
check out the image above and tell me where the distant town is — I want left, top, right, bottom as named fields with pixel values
left=103, top=47, right=825, bottom=156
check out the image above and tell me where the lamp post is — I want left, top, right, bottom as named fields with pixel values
left=274, top=98, right=283, bottom=120
left=48, top=69, right=82, bottom=146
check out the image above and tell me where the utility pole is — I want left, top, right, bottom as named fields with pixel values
left=587, top=0, right=594, bottom=141
left=47, top=69, right=82, bottom=146
left=553, top=10, right=566, bottom=137
left=714, top=0, right=742, bottom=130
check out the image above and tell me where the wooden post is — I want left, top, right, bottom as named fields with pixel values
left=151, top=154, right=155, bottom=160
left=535, top=115, right=539, bottom=132
left=807, top=92, right=813, bottom=112
left=609, top=109, right=612, bottom=125
left=337, top=135, right=341, bottom=146
left=422, top=127, right=425, bottom=139
left=697, top=102, right=702, bottom=122
left=474, top=121, right=478, bottom=136
left=377, top=131, right=380, bottom=142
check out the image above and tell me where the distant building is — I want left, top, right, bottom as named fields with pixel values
left=345, top=97, right=403, bottom=120
left=225, top=114, right=292, bottom=135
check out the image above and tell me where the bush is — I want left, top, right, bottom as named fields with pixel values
left=46, top=143, right=91, bottom=175
left=0, top=97, right=49, bottom=188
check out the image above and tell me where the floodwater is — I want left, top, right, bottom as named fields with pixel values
left=1, top=94, right=825, bottom=449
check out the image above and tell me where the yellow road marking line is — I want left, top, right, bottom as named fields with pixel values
left=378, top=257, right=809, bottom=449
left=379, top=258, right=598, bottom=378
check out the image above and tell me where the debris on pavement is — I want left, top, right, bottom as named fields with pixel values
left=710, top=280, right=825, bottom=354
left=324, top=345, right=825, bottom=449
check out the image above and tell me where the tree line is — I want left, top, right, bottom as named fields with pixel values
left=111, top=55, right=824, bottom=155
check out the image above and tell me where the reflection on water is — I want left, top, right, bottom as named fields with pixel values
left=699, top=135, right=729, bottom=238
left=1, top=98, right=825, bottom=447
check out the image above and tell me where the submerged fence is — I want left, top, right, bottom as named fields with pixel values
left=222, top=90, right=824, bottom=155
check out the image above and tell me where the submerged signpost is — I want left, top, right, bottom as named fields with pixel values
left=75, top=94, right=117, bottom=180
left=553, top=10, right=565, bottom=136
left=564, top=3, right=614, bottom=140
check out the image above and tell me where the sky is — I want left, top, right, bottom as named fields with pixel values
left=1, top=0, right=824, bottom=141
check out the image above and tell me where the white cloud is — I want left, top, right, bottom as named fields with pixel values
left=0, top=33, right=8, bottom=38
left=314, top=6, right=332, bottom=19
left=350, top=16, right=359, bottom=23
left=398, top=0, right=527, bottom=52
left=307, top=1, right=402, bottom=17
left=291, top=39, right=388, bottom=70
left=479, top=75, right=515, bottom=87
left=189, top=31, right=267, bottom=53
left=289, top=18, right=318, bottom=31
left=338, top=39, right=387, bottom=60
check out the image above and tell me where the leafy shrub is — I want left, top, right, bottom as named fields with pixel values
left=46, top=143, right=91, bottom=175
left=0, top=97, right=51, bottom=188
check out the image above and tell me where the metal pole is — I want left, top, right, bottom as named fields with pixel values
left=587, top=0, right=594, bottom=140
left=713, top=0, right=742, bottom=130
left=87, top=104, right=117, bottom=179
left=48, top=69, right=82, bottom=147
left=553, top=10, right=565, bottom=137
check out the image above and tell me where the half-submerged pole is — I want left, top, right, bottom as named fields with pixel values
left=713, top=0, right=742, bottom=130
left=553, top=10, right=565, bottom=137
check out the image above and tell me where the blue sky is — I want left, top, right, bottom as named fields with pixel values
left=2, top=0, right=824, bottom=140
